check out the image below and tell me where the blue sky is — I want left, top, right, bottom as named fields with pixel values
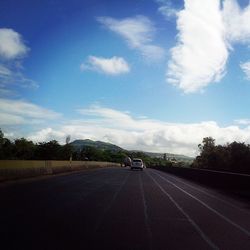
left=1, top=0, right=250, bottom=156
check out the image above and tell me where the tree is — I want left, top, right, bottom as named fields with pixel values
left=196, top=137, right=216, bottom=169
left=59, top=144, right=73, bottom=160
left=228, top=142, right=250, bottom=173
left=193, top=138, right=250, bottom=174
left=0, top=129, right=4, bottom=159
left=79, top=146, right=101, bottom=161
left=163, top=153, right=167, bottom=160
left=35, top=140, right=61, bottom=160
left=0, top=129, right=15, bottom=159
left=14, top=138, right=35, bottom=160
left=198, top=137, right=215, bottom=153
left=0, top=129, right=4, bottom=144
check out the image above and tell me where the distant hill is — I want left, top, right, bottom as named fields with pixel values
left=70, top=139, right=124, bottom=152
left=129, top=150, right=194, bottom=162
left=70, top=139, right=193, bottom=162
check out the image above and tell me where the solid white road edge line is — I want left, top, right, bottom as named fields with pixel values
left=156, top=169, right=248, bottom=212
left=153, top=170, right=250, bottom=237
left=146, top=171, right=219, bottom=250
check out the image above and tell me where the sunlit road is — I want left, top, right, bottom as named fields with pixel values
left=1, top=167, right=250, bottom=250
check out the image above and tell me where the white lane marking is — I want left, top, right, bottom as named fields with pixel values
left=146, top=171, right=219, bottom=250
left=79, top=173, right=126, bottom=199
left=156, top=170, right=249, bottom=212
left=152, top=170, right=250, bottom=237
left=93, top=171, right=131, bottom=232
left=139, top=174, right=153, bottom=250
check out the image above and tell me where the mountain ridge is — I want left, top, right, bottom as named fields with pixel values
left=70, top=139, right=193, bottom=161
left=70, top=139, right=124, bottom=152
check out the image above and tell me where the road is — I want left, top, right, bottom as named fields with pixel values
left=1, top=167, right=250, bottom=250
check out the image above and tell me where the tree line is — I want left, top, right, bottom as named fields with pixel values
left=192, top=137, right=250, bottom=174
left=0, top=129, right=173, bottom=166
left=0, top=129, right=125, bottom=162
left=0, top=129, right=72, bottom=160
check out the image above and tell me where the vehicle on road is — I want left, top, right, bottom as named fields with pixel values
left=124, top=156, right=132, bottom=167
left=131, top=158, right=144, bottom=171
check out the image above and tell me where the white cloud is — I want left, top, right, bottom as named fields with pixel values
left=0, top=28, right=28, bottom=60
left=234, top=119, right=250, bottom=125
left=158, top=5, right=177, bottom=19
left=78, top=105, right=133, bottom=124
left=0, top=66, right=39, bottom=90
left=139, top=44, right=165, bottom=62
left=28, top=128, right=66, bottom=143
left=0, top=28, right=37, bottom=91
left=166, top=0, right=250, bottom=93
left=0, top=64, right=11, bottom=76
left=80, top=56, right=130, bottom=75
left=24, top=105, right=250, bottom=157
left=0, top=98, right=62, bottom=126
left=240, top=61, right=250, bottom=80
left=156, top=0, right=178, bottom=19
left=167, top=0, right=229, bottom=93
left=223, top=0, right=250, bottom=44
left=222, top=1, right=250, bottom=82
left=97, top=15, right=165, bottom=62
left=0, top=112, right=26, bottom=125
left=0, top=88, right=13, bottom=96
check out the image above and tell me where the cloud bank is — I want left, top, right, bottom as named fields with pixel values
left=24, top=105, right=250, bottom=157
left=0, top=98, right=61, bottom=126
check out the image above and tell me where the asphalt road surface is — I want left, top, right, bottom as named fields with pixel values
left=1, top=167, right=250, bottom=250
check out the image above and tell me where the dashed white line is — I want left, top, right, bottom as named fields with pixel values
left=139, top=174, right=153, bottom=250
left=93, top=172, right=131, bottom=232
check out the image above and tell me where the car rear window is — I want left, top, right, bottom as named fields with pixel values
left=133, top=159, right=142, bottom=162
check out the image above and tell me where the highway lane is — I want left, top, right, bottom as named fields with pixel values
left=1, top=167, right=250, bottom=249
